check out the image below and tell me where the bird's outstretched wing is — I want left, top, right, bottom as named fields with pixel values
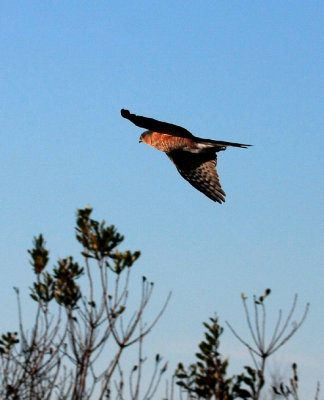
left=121, top=109, right=194, bottom=139
left=167, top=151, right=226, bottom=203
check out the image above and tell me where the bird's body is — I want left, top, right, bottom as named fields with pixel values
left=121, top=109, right=251, bottom=203
left=140, top=131, right=198, bottom=153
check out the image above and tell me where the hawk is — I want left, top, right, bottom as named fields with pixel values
left=121, top=109, right=251, bottom=203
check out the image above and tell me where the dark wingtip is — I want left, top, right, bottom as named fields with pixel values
left=121, top=109, right=130, bottom=118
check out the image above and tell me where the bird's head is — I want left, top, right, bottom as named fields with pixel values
left=139, top=130, right=153, bottom=144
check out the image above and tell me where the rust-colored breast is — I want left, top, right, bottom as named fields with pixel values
left=148, top=132, right=196, bottom=152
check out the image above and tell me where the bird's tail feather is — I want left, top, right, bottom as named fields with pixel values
left=197, top=138, right=251, bottom=149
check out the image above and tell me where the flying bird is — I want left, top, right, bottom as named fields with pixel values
left=121, top=109, right=251, bottom=203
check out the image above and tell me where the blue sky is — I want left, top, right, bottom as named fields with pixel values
left=1, top=1, right=323, bottom=397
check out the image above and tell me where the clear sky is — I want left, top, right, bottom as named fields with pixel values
left=1, top=1, right=323, bottom=397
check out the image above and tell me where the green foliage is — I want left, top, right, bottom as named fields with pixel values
left=52, top=257, right=84, bottom=308
left=28, top=234, right=49, bottom=274
left=30, top=271, right=55, bottom=303
left=175, top=316, right=253, bottom=399
left=75, top=206, right=140, bottom=272
left=175, top=289, right=310, bottom=400
left=29, top=247, right=83, bottom=308
left=28, top=207, right=141, bottom=309
left=0, top=332, right=19, bottom=355
left=272, top=363, right=299, bottom=399
left=237, top=366, right=264, bottom=399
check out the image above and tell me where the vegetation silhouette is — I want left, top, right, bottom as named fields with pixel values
left=0, top=208, right=318, bottom=399
left=175, top=290, right=311, bottom=400
left=0, top=207, right=170, bottom=399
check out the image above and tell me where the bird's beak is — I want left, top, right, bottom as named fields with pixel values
left=139, top=138, right=142, bottom=143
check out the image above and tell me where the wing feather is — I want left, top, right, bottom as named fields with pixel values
left=121, top=109, right=194, bottom=139
left=167, top=151, right=226, bottom=203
